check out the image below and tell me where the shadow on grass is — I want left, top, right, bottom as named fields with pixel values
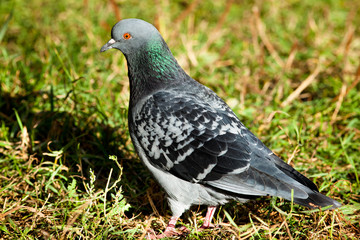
left=0, top=90, right=158, bottom=219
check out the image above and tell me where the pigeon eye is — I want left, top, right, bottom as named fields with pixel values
left=123, top=33, right=132, bottom=40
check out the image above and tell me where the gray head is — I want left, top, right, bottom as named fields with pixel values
left=100, top=19, right=162, bottom=55
left=100, top=18, right=188, bottom=103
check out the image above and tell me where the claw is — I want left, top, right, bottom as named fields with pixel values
left=145, top=216, right=189, bottom=239
left=145, top=206, right=218, bottom=238
left=200, top=206, right=217, bottom=229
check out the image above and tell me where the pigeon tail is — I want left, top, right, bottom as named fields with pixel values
left=293, top=190, right=341, bottom=210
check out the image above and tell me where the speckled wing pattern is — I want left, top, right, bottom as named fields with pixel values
left=134, top=86, right=324, bottom=199
left=133, top=87, right=318, bottom=199
left=134, top=88, right=254, bottom=179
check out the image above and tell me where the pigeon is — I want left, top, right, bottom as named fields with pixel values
left=100, top=18, right=341, bottom=239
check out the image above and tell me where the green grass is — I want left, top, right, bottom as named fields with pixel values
left=1, top=0, right=359, bottom=239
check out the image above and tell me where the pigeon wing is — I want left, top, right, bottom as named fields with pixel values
left=133, top=89, right=252, bottom=182
left=133, top=89, right=316, bottom=199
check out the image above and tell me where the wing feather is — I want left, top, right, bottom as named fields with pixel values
left=132, top=89, right=317, bottom=200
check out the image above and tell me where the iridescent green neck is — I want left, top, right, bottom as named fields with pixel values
left=144, top=37, right=183, bottom=78
left=126, top=36, right=188, bottom=105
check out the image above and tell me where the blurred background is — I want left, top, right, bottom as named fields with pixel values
left=1, top=0, right=359, bottom=239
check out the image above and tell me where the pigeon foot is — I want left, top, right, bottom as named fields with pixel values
left=145, top=216, right=190, bottom=239
left=200, top=206, right=217, bottom=229
left=146, top=226, right=189, bottom=239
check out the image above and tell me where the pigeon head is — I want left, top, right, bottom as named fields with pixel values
left=101, top=19, right=189, bottom=103
left=100, top=18, right=162, bottom=56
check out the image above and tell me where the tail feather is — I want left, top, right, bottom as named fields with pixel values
left=294, top=191, right=341, bottom=210
left=271, top=154, right=319, bottom=191
left=270, top=155, right=341, bottom=210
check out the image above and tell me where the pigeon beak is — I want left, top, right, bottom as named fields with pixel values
left=100, top=38, right=116, bottom=52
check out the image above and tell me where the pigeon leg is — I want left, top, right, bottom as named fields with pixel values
left=201, top=206, right=217, bottom=229
left=146, top=216, right=187, bottom=239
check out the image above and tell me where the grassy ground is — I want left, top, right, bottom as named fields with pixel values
left=1, top=0, right=360, bottom=239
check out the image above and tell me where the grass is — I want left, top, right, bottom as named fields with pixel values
left=1, top=0, right=359, bottom=239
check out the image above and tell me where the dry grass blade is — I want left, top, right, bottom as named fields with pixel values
left=201, top=0, right=234, bottom=52
left=181, top=34, right=198, bottom=67
left=147, top=189, right=160, bottom=217
left=341, top=25, right=355, bottom=73
left=0, top=205, right=50, bottom=223
left=60, top=199, right=92, bottom=240
left=169, top=0, right=200, bottom=40
left=332, top=63, right=360, bottom=103
left=281, top=62, right=322, bottom=107
left=281, top=214, right=294, bottom=240
left=253, top=6, right=284, bottom=68
left=347, top=63, right=360, bottom=92
left=174, top=0, right=200, bottom=25
left=336, top=16, right=355, bottom=57
left=287, top=145, right=300, bottom=165
left=284, top=41, right=298, bottom=71
left=140, top=217, right=153, bottom=240
left=331, top=84, right=347, bottom=124
left=109, top=0, right=121, bottom=21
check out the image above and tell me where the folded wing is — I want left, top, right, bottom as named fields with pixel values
left=133, top=89, right=340, bottom=209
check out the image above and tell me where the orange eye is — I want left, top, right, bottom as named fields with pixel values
left=123, top=33, right=132, bottom=40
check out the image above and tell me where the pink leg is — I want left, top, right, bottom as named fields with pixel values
left=146, top=216, right=188, bottom=239
left=201, top=206, right=217, bottom=229
left=146, top=206, right=217, bottom=238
